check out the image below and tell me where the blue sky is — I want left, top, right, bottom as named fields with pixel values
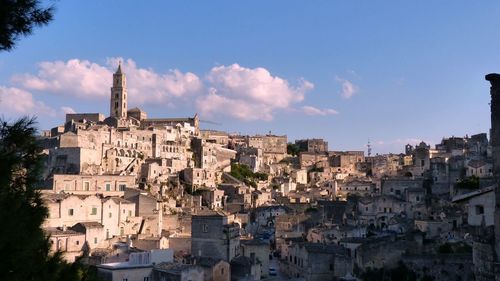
left=1, top=1, right=499, bottom=153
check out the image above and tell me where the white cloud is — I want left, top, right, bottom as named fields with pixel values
left=106, top=58, right=202, bottom=105
left=301, top=105, right=339, bottom=116
left=0, top=86, right=55, bottom=116
left=12, top=58, right=202, bottom=105
left=335, top=76, right=358, bottom=99
left=12, top=59, right=111, bottom=99
left=61, top=106, right=76, bottom=114
left=196, top=88, right=274, bottom=121
left=9, top=59, right=327, bottom=121
left=198, top=64, right=314, bottom=121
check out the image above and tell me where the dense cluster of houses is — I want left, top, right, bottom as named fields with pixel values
left=36, top=66, right=500, bottom=281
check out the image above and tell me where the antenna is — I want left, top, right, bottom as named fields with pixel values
left=367, top=139, right=372, bottom=157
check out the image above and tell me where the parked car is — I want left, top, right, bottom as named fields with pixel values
left=269, top=267, right=277, bottom=276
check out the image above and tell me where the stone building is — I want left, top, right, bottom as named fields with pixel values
left=183, top=167, right=219, bottom=190
left=381, top=177, right=423, bottom=200
left=191, top=210, right=240, bottom=262
left=246, top=134, right=287, bottom=165
left=46, top=227, right=86, bottom=262
left=189, top=256, right=230, bottom=281
left=50, top=174, right=136, bottom=196
left=97, top=249, right=174, bottom=281
left=281, top=242, right=352, bottom=281
left=335, top=178, right=375, bottom=198
left=295, top=138, right=329, bottom=153
left=152, top=263, right=204, bottom=281
left=43, top=193, right=104, bottom=229
left=452, top=185, right=495, bottom=226
left=71, top=222, right=106, bottom=251
left=357, top=195, right=410, bottom=228
left=466, top=159, right=493, bottom=178
left=241, top=239, right=270, bottom=278
left=339, top=235, right=412, bottom=270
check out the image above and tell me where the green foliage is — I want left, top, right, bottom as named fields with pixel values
left=254, top=172, right=268, bottom=181
left=230, top=163, right=268, bottom=188
left=455, top=243, right=472, bottom=254
left=0, top=117, right=100, bottom=281
left=305, top=207, right=318, bottom=213
left=0, top=0, right=54, bottom=51
left=287, top=143, right=301, bottom=156
left=437, top=243, right=453, bottom=254
left=437, top=242, right=472, bottom=254
left=456, top=176, right=480, bottom=189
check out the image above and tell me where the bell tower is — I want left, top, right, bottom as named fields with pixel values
left=110, top=62, right=127, bottom=118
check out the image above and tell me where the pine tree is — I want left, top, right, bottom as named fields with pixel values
left=0, top=0, right=54, bottom=51
left=0, top=117, right=100, bottom=281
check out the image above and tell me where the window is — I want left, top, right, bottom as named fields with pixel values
left=76, top=240, right=79, bottom=245
left=221, top=268, right=224, bottom=275
left=105, top=183, right=111, bottom=191
left=123, top=279, right=128, bottom=281
left=109, top=212, right=112, bottom=218
left=144, top=278, right=150, bottom=281
left=202, top=224, right=208, bottom=233
left=129, top=210, right=132, bottom=217
left=416, top=196, right=420, bottom=202
left=68, top=209, right=74, bottom=216
left=476, top=205, right=484, bottom=215
left=91, top=207, right=97, bottom=215
left=94, top=237, right=98, bottom=244
left=84, top=181, right=90, bottom=191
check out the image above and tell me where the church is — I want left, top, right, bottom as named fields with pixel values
left=63, top=63, right=199, bottom=134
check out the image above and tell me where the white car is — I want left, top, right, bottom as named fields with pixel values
left=269, top=267, right=277, bottom=276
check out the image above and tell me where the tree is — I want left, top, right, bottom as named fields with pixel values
left=456, top=175, right=480, bottom=190
left=0, top=117, right=99, bottom=281
left=0, top=0, right=55, bottom=51
left=230, top=163, right=268, bottom=188
left=287, top=143, right=300, bottom=156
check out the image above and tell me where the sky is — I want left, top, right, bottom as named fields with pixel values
left=1, top=1, right=500, bottom=153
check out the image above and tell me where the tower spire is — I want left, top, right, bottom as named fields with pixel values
left=110, top=62, right=127, bottom=118
left=116, top=61, right=122, bottom=74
